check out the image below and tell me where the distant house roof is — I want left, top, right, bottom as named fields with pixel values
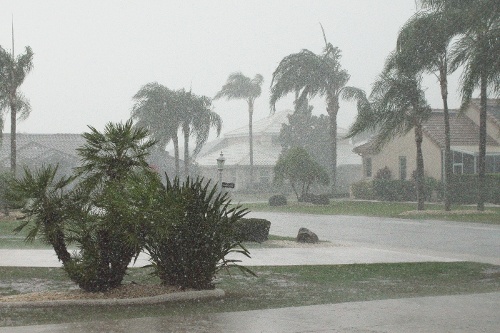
left=471, top=98, right=500, bottom=127
left=0, top=133, right=85, bottom=168
left=196, top=142, right=280, bottom=167
left=353, top=109, right=500, bottom=155
left=224, top=109, right=293, bottom=138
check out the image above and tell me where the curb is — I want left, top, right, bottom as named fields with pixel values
left=0, top=288, right=225, bottom=308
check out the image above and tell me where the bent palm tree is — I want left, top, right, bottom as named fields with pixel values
left=215, top=72, right=263, bottom=187
left=270, top=29, right=365, bottom=195
left=420, top=0, right=500, bottom=211
left=396, top=10, right=456, bottom=210
left=348, top=53, right=432, bottom=210
left=0, top=45, right=34, bottom=175
left=178, top=90, right=222, bottom=176
left=131, top=82, right=181, bottom=176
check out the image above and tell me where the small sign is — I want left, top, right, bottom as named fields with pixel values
left=222, top=182, right=235, bottom=188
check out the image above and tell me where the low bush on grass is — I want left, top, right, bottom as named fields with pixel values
left=233, top=218, right=271, bottom=243
left=268, top=194, right=287, bottom=206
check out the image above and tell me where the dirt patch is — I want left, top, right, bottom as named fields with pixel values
left=0, top=283, right=187, bottom=303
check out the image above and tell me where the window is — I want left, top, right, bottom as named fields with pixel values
left=452, top=151, right=476, bottom=174
left=486, top=155, right=500, bottom=173
left=399, top=156, right=407, bottom=180
left=259, top=169, right=270, bottom=185
left=365, top=157, right=372, bottom=177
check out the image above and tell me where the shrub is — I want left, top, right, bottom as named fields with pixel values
left=373, top=179, right=415, bottom=201
left=350, top=180, right=375, bottom=200
left=268, top=194, right=287, bottom=206
left=144, top=177, right=254, bottom=290
left=299, top=193, right=330, bottom=205
left=375, top=166, right=392, bottom=180
left=233, top=218, right=271, bottom=243
left=449, top=174, right=500, bottom=204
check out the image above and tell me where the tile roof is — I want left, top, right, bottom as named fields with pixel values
left=224, top=109, right=293, bottom=138
left=196, top=142, right=280, bottom=167
left=423, top=111, right=499, bottom=147
left=471, top=98, right=500, bottom=126
left=0, top=133, right=85, bottom=164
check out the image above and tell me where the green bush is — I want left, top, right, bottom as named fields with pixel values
left=350, top=180, right=375, bottom=200
left=144, top=177, right=253, bottom=290
left=268, top=194, right=287, bottom=206
left=375, top=166, right=392, bottom=180
left=233, top=218, right=271, bottom=243
left=373, top=179, right=416, bottom=201
left=298, top=193, right=329, bottom=205
left=449, top=174, right=500, bottom=204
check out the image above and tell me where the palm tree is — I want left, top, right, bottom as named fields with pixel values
left=396, top=10, right=456, bottom=210
left=348, top=53, right=432, bottom=210
left=270, top=29, right=365, bottom=195
left=420, top=1, right=500, bottom=210
left=131, top=82, right=181, bottom=176
left=215, top=72, right=263, bottom=188
left=0, top=45, right=34, bottom=175
left=178, top=90, right=222, bottom=177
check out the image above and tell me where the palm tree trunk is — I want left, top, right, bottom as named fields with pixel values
left=477, top=73, right=487, bottom=211
left=183, top=123, right=190, bottom=178
left=9, top=94, right=16, bottom=175
left=326, top=97, right=339, bottom=196
left=415, top=123, right=425, bottom=211
left=439, top=63, right=452, bottom=211
left=248, top=100, right=254, bottom=189
left=172, top=132, right=180, bottom=177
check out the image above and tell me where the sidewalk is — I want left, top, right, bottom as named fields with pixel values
left=2, top=292, right=499, bottom=332
left=0, top=245, right=460, bottom=268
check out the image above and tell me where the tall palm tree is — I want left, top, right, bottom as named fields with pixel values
left=396, top=10, right=457, bottom=210
left=420, top=0, right=500, bottom=210
left=0, top=45, right=34, bottom=175
left=131, top=82, right=181, bottom=176
left=178, top=89, right=222, bottom=177
left=214, top=72, right=263, bottom=188
left=270, top=29, right=365, bottom=195
left=348, top=53, right=432, bottom=210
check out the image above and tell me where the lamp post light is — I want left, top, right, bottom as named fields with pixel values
left=216, top=151, right=225, bottom=193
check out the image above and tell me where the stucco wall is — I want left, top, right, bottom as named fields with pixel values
left=364, top=130, right=442, bottom=181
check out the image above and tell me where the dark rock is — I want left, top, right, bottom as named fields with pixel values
left=296, top=227, right=319, bottom=243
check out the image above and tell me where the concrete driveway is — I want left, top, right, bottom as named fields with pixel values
left=248, top=212, right=500, bottom=265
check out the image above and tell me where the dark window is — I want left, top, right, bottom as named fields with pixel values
left=399, top=156, right=407, bottom=180
left=365, top=157, right=372, bottom=177
left=463, top=153, right=475, bottom=174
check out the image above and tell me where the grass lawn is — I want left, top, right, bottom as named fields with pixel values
left=0, top=262, right=499, bottom=327
left=241, top=200, right=500, bottom=224
left=0, top=219, right=50, bottom=249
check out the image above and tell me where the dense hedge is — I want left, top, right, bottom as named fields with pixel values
left=299, top=193, right=330, bottom=205
left=449, top=174, right=500, bottom=204
left=268, top=194, right=287, bottom=206
left=350, top=181, right=375, bottom=200
left=233, top=218, right=271, bottom=243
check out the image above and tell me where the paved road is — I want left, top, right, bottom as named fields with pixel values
left=2, top=292, right=499, bottom=332
left=248, top=212, right=500, bottom=265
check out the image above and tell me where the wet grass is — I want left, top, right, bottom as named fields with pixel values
left=242, top=200, right=500, bottom=224
left=0, top=220, right=50, bottom=249
left=1, top=262, right=499, bottom=327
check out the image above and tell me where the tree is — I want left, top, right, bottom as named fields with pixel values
left=215, top=72, right=263, bottom=187
left=177, top=90, right=222, bottom=177
left=274, top=146, right=329, bottom=200
left=347, top=53, right=432, bottom=210
left=0, top=45, right=34, bottom=175
left=270, top=28, right=365, bottom=195
left=419, top=0, right=500, bottom=210
left=131, top=82, right=182, bottom=176
left=396, top=10, right=457, bottom=211
left=279, top=99, right=331, bottom=173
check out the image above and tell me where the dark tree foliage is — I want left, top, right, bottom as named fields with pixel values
left=279, top=102, right=332, bottom=173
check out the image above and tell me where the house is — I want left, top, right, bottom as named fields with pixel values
left=353, top=99, right=500, bottom=182
left=0, top=133, right=178, bottom=178
left=195, top=110, right=362, bottom=193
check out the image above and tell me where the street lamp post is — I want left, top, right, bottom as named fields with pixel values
left=216, top=151, right=225, bottom=193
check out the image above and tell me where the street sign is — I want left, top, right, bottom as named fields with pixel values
left=222, top=182, right=235, bottom=188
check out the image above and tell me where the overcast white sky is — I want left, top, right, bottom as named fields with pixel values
left=1, top=0, right=464, bottom=137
